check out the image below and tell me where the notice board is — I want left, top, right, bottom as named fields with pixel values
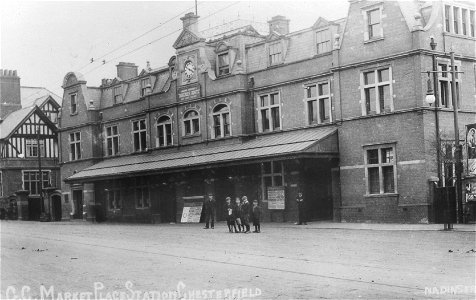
left=267, top=186, right=285, bottom=210
left=181, top=198, right=203, bottom=223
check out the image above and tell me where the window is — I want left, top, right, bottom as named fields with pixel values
left=69, top=132, right=81, bottom=161
left=25, top=139, right=45, bottom=157
left=156, top=116, right=172, bottom=147
left=183, top=110, right=200, bottom=136
left=316, top=29, right=331, bottom=54
left=261, top=161, right=284, bottom=199
left=269, top=43, right=282, bottom=65
left=105, top=125, right=119, bottom=156
left=453, top=7, right=460, bottom=34
left=365, top=146, right=396, bottom=195
left=135, top=177, right=150, bottom=209
left=305, top=81, right=331, bottom=124
left=367, top=8, right=382, bottom=40
left=23, top=171, right=50, bottom=196
left=438, top=62, right=461, bottom=108
left=132, top=120, right=147, bottom=152
left=217, top=53, right=230, bottom=76
left=444, top=4, right=475, bottom=36
left=471, top=10, right=475, bottom=37
left=212, top=104, right=231, bottom=138
left=445, top=5, right=451, bottom=32
left=462, top=9, right=468, bottom=35
left=0, top=172, right=3, bottom=197
left=140, top=78, right=151, bottom=97
left=113, top=85, right=123, bottom=104
left=259, top=93, right=281, bottom=132
left=70, top=93, right=77, bottom=114
left=361, top=67, right=392, bottom=115
left=107, top=189, right=121, bottom=210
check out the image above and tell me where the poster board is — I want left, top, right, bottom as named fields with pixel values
left=466, top=124, right=476, bottom=176
left=181, top=197, right=203, bottom=223
left=267, top=186, right=285, bottom=210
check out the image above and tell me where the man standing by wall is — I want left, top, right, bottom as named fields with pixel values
left=203, top=193, right=216, bottom=229
left=296, top=191, right=307, bottom=225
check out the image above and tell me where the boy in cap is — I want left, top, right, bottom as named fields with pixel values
left=224, top=197, right=237, bottom=233
left=252, top=200, right=261, bottom=233
left=241, top=196, right=251, bottom=233
left=233, top=197, right=242, bottom=233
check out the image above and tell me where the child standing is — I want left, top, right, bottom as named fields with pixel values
left=241, top=196, right=251, bottom=233
left=224, top=197, right=237, bottom=233
left=252, top=200, right=261, bottom=233
left=233, top=197, right=242, bottom=233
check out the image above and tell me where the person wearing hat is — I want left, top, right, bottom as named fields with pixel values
left=295, top=191, right=307, bottom=225
left=224, top=196, right=237, bottom=233
left=203, top=193, right=216, bottom=229
left=241, top=196, right=251, bottom=233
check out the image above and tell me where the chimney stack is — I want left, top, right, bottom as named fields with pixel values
left=116, top=62, right=138, bottom=81
left=268, top=15, right=290, bottom=35
left=0, top=69, right=22, bottom=119
left=181, top=12, right=200, bottom=35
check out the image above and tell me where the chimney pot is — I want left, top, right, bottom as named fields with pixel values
left=268, top=15, right=290, bottom=35
left=181, top=12, right=200, bottom=35
left=116, top=62, right=138, bottom=81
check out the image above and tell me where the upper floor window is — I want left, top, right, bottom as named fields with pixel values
left=269, top=43, right=282, bottom=65
left=360, top=67, right=393, bottom=115
left=0, top=172, right=3, bottom=197
left=444, top=4, right=475, bottom=37
left=183, top=110, right=200, bottom=136
left=113, top=85, right=123, bottom=104
left=105, top=125, right=119, bottom=156
left=70, top=93, right=77, bottom=115
left=217, top=53, right=230, bottom=76
left=156, top=116, right=172, bottom=147
left=364, top=7, right=383, bottom=41
left=69, top=132, right=81, bottom=161
left=259, top=93, right=281, bottom=132
left=141, top=78, right=151, bottom=97
left=132, top=120, right=147, bottom=152
left=438, top=61, right=461, bottom=109
left=316, top=29, right=331, bottom=54
left=23, top=170, right=50, bottom=196
left=212, top=104, right=231, bottom=138
left=305, top=81, right=331, bottom=125
left=26, top=139, right=45, bottom=157
left=365, top=145, right=396, bottom=195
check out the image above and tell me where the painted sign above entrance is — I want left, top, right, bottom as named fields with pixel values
left=178, top=84, right=201, bottom=102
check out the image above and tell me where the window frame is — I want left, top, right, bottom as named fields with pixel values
left=315, top=28, right=331, bottom=55
left=70, top=93, right=78, bottom=115
left=140, top=77, right=151, bottom=97
left=25, top=138, right=45, bottom=158
left=362, top=5, right=383, bottom=41
left=217, top=52, right=230, bottom=76
left=182, top=109, right=201, bottom=136
left=132, top=119, right=147, bottom=152
left=22, top=170, right=51, bottom=196
left=304, top=80, right=332, bottom=125
left=107, top=188, right=122, bottom=211
left=261, top=161, right=285, bottom=200
left=69, top=132, right=81, bottom=161
left=113, top=85, right=123, bottom=105
left=212, top=104, right=231, bottom=139
left=268, top=42, right=283, bottom=66
left=135, top=177, right=150, bottom=209
left=360, top=66, right=393, bottom=116
left=257, top=92, right=282, bottom=133
left=105, top=125, right=120, bottom=156
left=156, top=115, right=173, bottom=147
left=0, top=171, right=3, bottom=197
left=437, top=59, right=462, bottom=109
left=364, top=144, right=397, bottom=195
left=444, top=4, right=475, bottom=37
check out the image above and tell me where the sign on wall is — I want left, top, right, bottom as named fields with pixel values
left=181, top=200, right=203, bottom=223
left=267, top=186, right=285, bottom=210
left=178, top=85, right=201, bottom=102
left=466, top=123, right=476, bottom=175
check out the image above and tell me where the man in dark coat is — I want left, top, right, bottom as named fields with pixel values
left=241, top=196, right=251, bottom=233
left=203, top=193, right=216, bottom=229
left=295, top=191, right=307, bottom=225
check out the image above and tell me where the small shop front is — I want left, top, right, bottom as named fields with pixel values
left=65, top=127, right=339, bottom=223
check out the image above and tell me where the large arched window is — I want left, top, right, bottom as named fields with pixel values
left=212, top=104, right=230, bottom=138
left=183, top=110, right=200, bottom=136
left=156, top=116, right=172, bottom=147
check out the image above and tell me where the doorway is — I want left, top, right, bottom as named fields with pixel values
left=72, top=190, right=83, bottom=219
left=28, top=197, right=42, bottom=220
left=51, top=195, right=62, bottom=221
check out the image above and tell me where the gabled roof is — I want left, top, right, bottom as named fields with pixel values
left=173, top=29, right=205, bottom=49
left=0, top=105, right=57, bottom=140
left=20, top=86, right=61, bottom=108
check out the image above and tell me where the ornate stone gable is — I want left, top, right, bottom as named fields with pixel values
left=173, top=29, right=205, bottom=49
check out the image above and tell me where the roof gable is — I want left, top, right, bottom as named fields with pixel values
left=173, top=29, right=205, bottom=49
left=0, top=106, right=56, bottom=140
left=313, top=17, right=331, bottom=29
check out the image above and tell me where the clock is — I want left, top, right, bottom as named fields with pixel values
left=184, top=60, right=195, bottom=79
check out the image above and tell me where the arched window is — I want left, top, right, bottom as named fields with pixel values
left=212, top=104, right=230, bottom=138
left=156, top=116, right=172, bottom=147
left=183, top=110, right=200, bottom=136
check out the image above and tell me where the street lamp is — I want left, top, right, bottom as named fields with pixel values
left=425, top=72, right=436, bottom=106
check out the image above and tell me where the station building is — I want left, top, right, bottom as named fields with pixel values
left=59, top=0, right=476, bottom=223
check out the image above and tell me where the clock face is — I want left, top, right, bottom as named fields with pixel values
left=184, top=61, right=195, bottom=79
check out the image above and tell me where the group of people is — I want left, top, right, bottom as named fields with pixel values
left=203, top=194, right=261, bottom=233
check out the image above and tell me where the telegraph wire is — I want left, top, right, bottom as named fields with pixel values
left=83, top=1, right=241, bottom=76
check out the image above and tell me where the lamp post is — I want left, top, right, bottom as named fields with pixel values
left=423, top=44, right=464, bottom=225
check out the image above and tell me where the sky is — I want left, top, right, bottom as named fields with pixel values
left=0, top=0, right=349, bottom=97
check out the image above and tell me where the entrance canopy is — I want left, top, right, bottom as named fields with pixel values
left=65, top=127, right=338, bottom=182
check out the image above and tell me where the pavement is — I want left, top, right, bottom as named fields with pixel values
left=1, top=220, right=475, bottom=300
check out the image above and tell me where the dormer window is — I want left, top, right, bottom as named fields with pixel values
left=269, top=42, right=282, bottom=65
left=70, top=93, right=77, bottom=115
left=367, top=8, right=382, bottom=39
left=316, top=29, right=331, bottom=54
left=113, top=85, right=123, bottom=104
left=141, top=78, right=151, bottom=97
left=217, top=52, right=230, bottom=76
